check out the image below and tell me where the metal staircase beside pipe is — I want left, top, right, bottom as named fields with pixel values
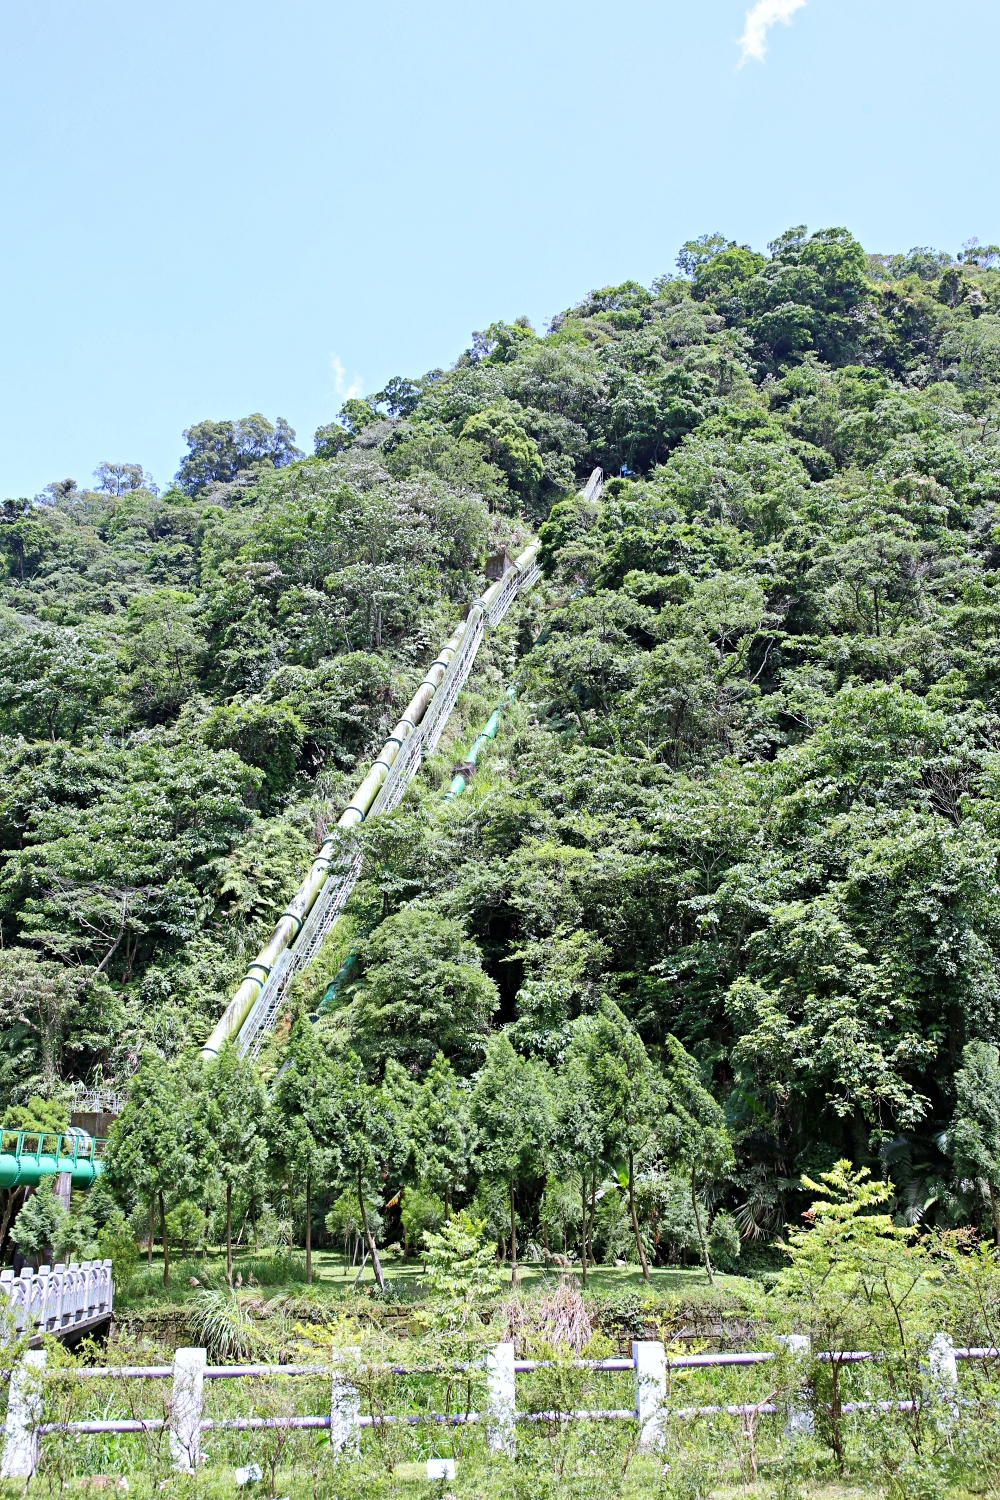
left=201, top=482, right=597, bottom=1060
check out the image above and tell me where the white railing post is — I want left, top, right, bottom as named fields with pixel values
left=633, top=1340, right=666, bottom=1449
left=38, top=1264, right=54, bottom=1331
left=777, top=1334, right=813, bottom=1435
left=486, top=1342, right=516, bottom=1456
left=1, top=1348, right=46, bottom=1479
left=29, top=1266, right=47, bottom=1331
left=68, top=1262, right=81, bottom=1325
left=169, top=1347, right=206, bottom=1471
left=18, top=1269, right=33, bottom=1334
left=101, top=1258, right=114, bottom=1317
left=330, top=1346, right=360, bottom=1456
left=0, top=1270, right=15, bottom=1337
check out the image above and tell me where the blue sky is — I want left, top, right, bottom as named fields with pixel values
left=1, top=0, right=998, bottom=497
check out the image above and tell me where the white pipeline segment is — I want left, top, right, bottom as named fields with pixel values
left=201, top=540, right=541, bottom=1058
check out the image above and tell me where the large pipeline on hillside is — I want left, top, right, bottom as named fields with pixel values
left=201, top=539, right=541, bottom=1058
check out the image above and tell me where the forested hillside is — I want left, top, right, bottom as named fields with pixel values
left=5, top=225, right=1000, bottom=1254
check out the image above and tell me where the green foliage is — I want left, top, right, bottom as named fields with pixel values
left=164, top=1197, right=204, bottom=1255
left=97, top=1210, right=139, bottom=1293
left=13, top=1182, right=65, bottom=1259
left=707, top=1209, right=741, bottom=1269
left=189, top=1286, right=268, bottom=1360
left=0, top=626, right=114, bottom=741
left=349, top=908, right=497, bottom=1073
left=200, top=697, right=306, bottom=807
left=421, top=1211, right=504, bottom=1316
left=949, top=1040, right=1000, bottom=1243
left=472, top=1033, right=551, bottom=1189
left=777, top=1159, right=911, bottom=1295
left=104, top=1051, right=208, bottom=1285
left=176, top=414, right=302, bottom=494
left=411, top=1051, right=476, bottom=1210
left=265, top=1016, right=334, bottom=1208
left=2, top=1094, right=69, bottom=1139
left=13, top=223, right=1000, bottom=1288
left=461, top=405, right=544, bottom=501
left=399, top=1185, right=444, bottom=1254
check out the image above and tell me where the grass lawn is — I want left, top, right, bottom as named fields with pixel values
left=118, top=1244, right=760, bottom=1314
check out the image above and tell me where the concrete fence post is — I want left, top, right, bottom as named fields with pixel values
left=633, top=1340, right=667, bottom=1449
left=330, top=1347, right=361, bottom=1456
left=169, top=1346, right=206, bottom=1471
left=777, top=1334, right=813, bottom=1436
left=1, top=1348, right=46, bottom=1479
left=925, top=1332, right=959, bottom=1426
left=486, top=1342, right=516, bottom=1456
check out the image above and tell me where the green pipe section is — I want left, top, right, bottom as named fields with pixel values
left=0, top=1132, right=104, bottom=1190
left=443, top=686, right=517, bottom=801
left=440, top=582, right=590, bottom=803
left=317, top=950, right=359, bottom=1014
left=202, top=540, right=541, bottom=1058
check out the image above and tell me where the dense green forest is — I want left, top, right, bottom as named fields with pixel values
left=5, top=225, right=1000, bottom=1268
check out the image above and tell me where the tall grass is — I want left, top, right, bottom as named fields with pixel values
left=188, top=1288, right=272, bottom=1361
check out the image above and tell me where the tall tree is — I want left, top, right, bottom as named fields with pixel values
left=580, top=1002, right=661, bottom=1282
left=105, top=1052, right=206, bottom=1287
left=553, top=1034, right=607, bottom=1285
left=176, top=414, right=302, bottom=495
left=471, top=1034, right=551, bottom=1287
left=330, top=1051, right=401, bottom=1293
left=949, top=1040, right=1000, bottom=1247
left=350, top=908, right=497, bottom=1075
left=265, top=1017, right=331, bottom=1284
left=414, top=1051, right=476, bottom=1218
left=660, top=1035, right=734, bottom=1287
left=203, top=1042, right=267, bottom=1283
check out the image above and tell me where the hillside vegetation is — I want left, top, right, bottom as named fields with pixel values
left=5, top=226, right=1000, bottom=1258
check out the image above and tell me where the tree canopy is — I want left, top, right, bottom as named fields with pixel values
left=7, top=225, right=1000, bottom=1264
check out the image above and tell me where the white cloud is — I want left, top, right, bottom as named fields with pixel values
left=330, top=353, right=363, bottom=402
left=737, top=0, right=807, bottom=66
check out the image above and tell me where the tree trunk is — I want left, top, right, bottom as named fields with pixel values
left=305, top=1173, right=312, bottom=1285
left=588, top=1171, right=598, bottom=1267
left=0, top=1186, right=25, bottom=1260
left=580, top=1177, right=588, bottom=1286
left=990, top=1181, right=1000, bottom=1249
left=159, top=1191, right=170, bottom=1289
left=509, top=1178, right=518, bottom=1289
left=148, top=1198, right=154, bottom=1269
left=628, top=1152, right=649, bottom=1282
left=357, top=1166, right=385, bottom=1292
left=691, top=1164, right=716, bottom=1288
left=226, top=1182, right=233, bottom=1285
